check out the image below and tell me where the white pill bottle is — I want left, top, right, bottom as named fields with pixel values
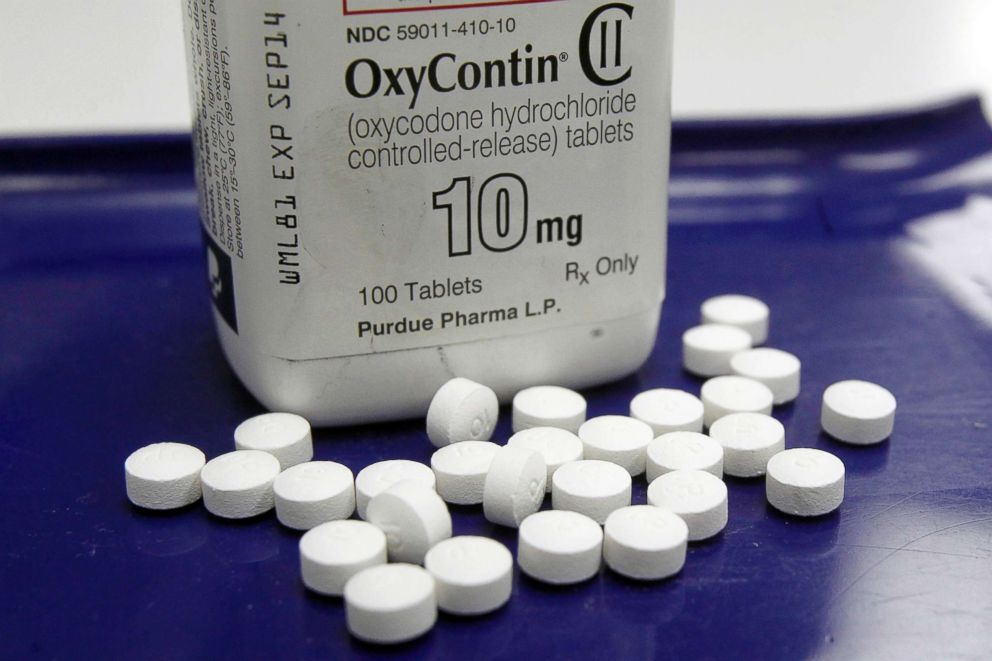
left=182, top=0, right=674, bottom=425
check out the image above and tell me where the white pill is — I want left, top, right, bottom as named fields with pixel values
left=517, top=510, right=603, bottom=584
left=766, top=448, right=845, bottom=516
left=700, top=294, right=770, bottom=345
left=603, top=505, right=689, bottom=581
left=700, top=375, right=774, bottom=428
left=647, top=469, right=728, bottom=541
left=366, top=481, right=452, bottom=564
left=482, top=445, right=547, bottom=528
left=682, top=324, right=753, bottom=377
left=645, top=432, right=724, bottom=482
left=200, top=450, right=281, bottom=519
left=629, top=388, right=705, bottom=436
left=273, top=461, right=355, bottom=530
left=430, top=441, right=500, bottom=505
left=507, top=427, right=584, bottom=492
left=355, top=459, right=436, bottom=520
left=124, top=442, right=206, bottom=510
left=299, top=520, right=387, bottom=596
left=424, top=536, right=513, bottom=616
left=577, top=415, right=654, bottom=476
left=551, top=460, right=632, bottom=524
left=425, top=377, right=498, bottom=448
left=512, top=385, right=587, bottom=433
left=344, top=563, right=436, bottom=645
left=730, top=347, right=801, bottom=405
left=821, top=380, right=897, bottom=445
left=233, top=412, right=313, bottom=470
left=708, top=412, right=785, bottom=478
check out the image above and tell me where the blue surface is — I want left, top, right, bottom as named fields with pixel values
left=2, top=98, right=991, bottom=660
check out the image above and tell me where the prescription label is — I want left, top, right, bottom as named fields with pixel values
left=184, top=0, right=671, bottom=360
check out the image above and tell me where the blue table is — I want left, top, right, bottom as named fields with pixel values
left=2, top=97, right=990, bottom=660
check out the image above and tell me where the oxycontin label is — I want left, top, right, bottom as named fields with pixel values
left=184, top=0, right=671, bottom=359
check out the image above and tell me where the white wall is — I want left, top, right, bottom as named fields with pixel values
left=2, top=1, right=191, bottom=135
left=674, top=0, right=992, bottom=118
left=1, top=0, right=991, bottom=136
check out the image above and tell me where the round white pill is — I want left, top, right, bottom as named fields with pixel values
left=200, top=450, right=281, bottom=519
left=355, top=460, right=436, bottom=520
left=730, top=347, right=801, bottom=405
left=682, top=323, right=753, bottom=377
left=233, top=412, right=313, bottom=470
left=424, top=536, right=513, bottom=616
left=629, top=388, right=705, bottom=436
left=603, top=505, right=689, bottom=581
left=430, top=441, right=500, bottom=505
left=551, top=460, right=632, bottom=524
left=299, top=520, right=387, bottom=596
left=273, top=461, right=355, bottom=530
left=512, top=385, right=587, bottom=433
left=482, top=445, right=547, bottom=528
left=124, top=442, right=206, bottom=510
left=700, top=294, right=770, bottom=345
left=647, top=469, right=728, bottom=541
left=425, top=377, right=499, bottom=448
left=366, top=481, right=452, bottom=565
left=645, top=432, right=724, bottom=482
left=766, top=448, right=845, bottom=516
left=577, top=415, right=654, bottom=476
left=507, top=427, right=584, bottom=492
left=344, top=563, right=437, bottom=645
left=821, top=380, right=897, bottom=445
left=700, top=375, right=775, bottom=428
left=517, top=510, right=603, bottom=585
left=708, top=412, right=785, bottom=478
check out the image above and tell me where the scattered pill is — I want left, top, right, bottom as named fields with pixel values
left=430, top=441, right=500, bottom=505
left=507, top=427, right=584, bottom=492
left=821, top=380, right=896, bottom=445
left=200, top=450, right=281, bottom=519
left=366, top=481, right=452, bottom=564
left=682, top=324, right=753, bottom=377
left=233, top=412, right=313, bottom=470
left=124, top=442, right=206, bottom=510
left=766, top=448, right=845, bottom=516
left=645, top=432, right=724, bottom=482
left=344, top=563, right=437, bottom=645
left=512, top=385, right=587, bottom=433
left=647, top=469, right=728, bottom=541
left=482, top=445, right=547, bottom=528
left=730, top=347, right=801, bottom=405
left=700, top=375, right=774, bottom=428
left=517, top=510, right=603, bottom=585
left=708, top=412, right=785, bottom=478
left=299, top=520, right=387, bottom=597
left=424, top=536, right=513, bottom=616
left=124, top=274, right=898, bottom=638
left=577, top=415, right=654, bottom=476
left=629, top=388, right=705, bottom=436
left=603, top=505, right=689, bottom=581
left=700, top=294, right=769, bottom=345
left=273, top=461, right=355, bottom=530
left=425, top=377, right=498, bottom=448
left=355, top=460, right=436, bottom=520
left=551, top=459, right=632, bottom=524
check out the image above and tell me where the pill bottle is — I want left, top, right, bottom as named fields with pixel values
left=182, top=0, right=674, bottom=425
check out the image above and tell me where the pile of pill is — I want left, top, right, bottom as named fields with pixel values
left=124, top=293, right=897, bottom=645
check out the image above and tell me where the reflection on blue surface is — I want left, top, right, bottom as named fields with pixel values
left=838, top=149, right=921, bottom=172
left=1, top=98, right=991, bottom=659
left=901, top=195, right=992, bottom=328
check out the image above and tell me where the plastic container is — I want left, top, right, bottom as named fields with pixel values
left=182, top=0, right=674, bottom=425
